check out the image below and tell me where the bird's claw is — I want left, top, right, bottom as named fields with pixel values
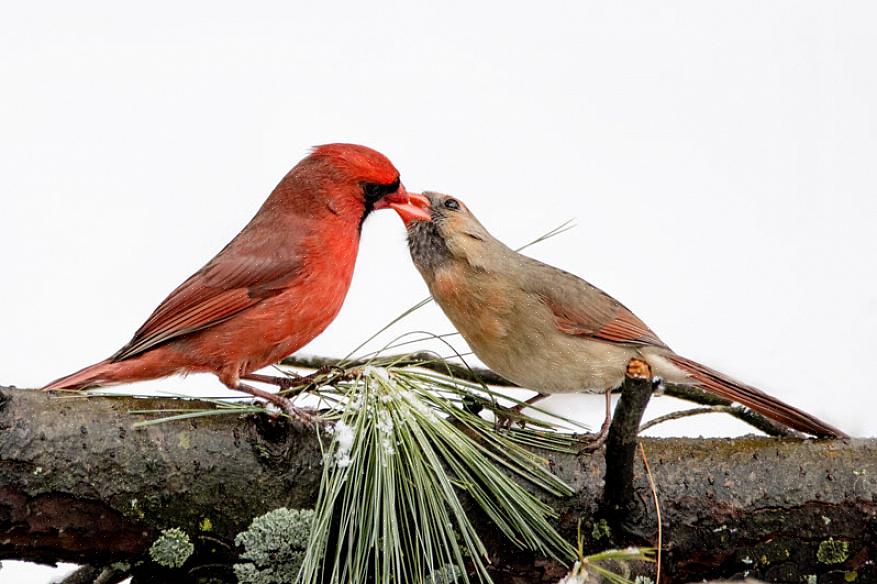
left=283, top=405, right=324, bottom=428
left=576, top=413, right=612, bottom=454
left=576, top=431, right=608, bottom=454
left=493, top=403, right=527, bottom=431
left=272, top=398, right=323, bottom=428
left=248, top=390, right=323, bottom=428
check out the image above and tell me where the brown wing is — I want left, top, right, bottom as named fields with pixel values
left=548, top=299, right=667, bottom=347
left=111, top=251, right=300, bottom=362
left=520, top=257, right=668, bottom=349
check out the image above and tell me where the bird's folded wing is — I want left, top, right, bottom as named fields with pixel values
left=522, top=260, right=667, bottom=348
left=111, top=254, right=299, bottom=361
left=549, top=300, right=667, bottom=348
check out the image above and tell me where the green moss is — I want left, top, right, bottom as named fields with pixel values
left=817, top=538, right=849, bottom=565
left=233, top=507, right=314, bottom=584
left=129, top=498, right=145, bottom=520
left=149, top=527, right=194, bottom=568
left=845, top=571, right=858, bottom=582
left=591, top=519, right=611, bottom=541
left=745, top=539, right=793, bottom=568
left=254, top=443, right=272, bottom=461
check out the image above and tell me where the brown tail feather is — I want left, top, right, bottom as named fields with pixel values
left=43, top=359, right=117, bottom=391
left=668, top=354, right=847, bottom=439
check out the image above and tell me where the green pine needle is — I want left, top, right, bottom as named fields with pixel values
left=298, top=366, right=578, bottom=584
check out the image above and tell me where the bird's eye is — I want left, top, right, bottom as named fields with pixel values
left=363, top=183, right=384, bottom=202
left=362, top=177, right=401, bottom=203
left=443, top=198, right=461, bottom=211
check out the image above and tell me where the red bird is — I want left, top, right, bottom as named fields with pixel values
left=44, top=143, right=422, bottom=421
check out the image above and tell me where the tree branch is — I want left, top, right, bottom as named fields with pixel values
left=282, top=352, right=514, bottom=387
left=1, top=386, right=871, bottom=583
left=282, top=354, right=798, bottom=437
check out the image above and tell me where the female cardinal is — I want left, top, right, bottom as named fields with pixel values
left=391, top=191, right=846, bottom=439
left=45, top=143, right=425, bottom=422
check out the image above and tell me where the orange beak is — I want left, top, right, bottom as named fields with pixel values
left=390, top=192, right=432, bottom=225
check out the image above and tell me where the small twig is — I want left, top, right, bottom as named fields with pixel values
left=639, top=442, right=662, bottom=584
left=600, top=365, right=653, bottom=540
left=661, top=385, right=797, bottom=437
left=640, top=405, right=742, bottom=433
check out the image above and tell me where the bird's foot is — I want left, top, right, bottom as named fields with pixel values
left=494, top=403, right=528, bottom=430
left=493, top=393, right=549, bottom=430
left=262, top=397, right=323, bottom=428
left=576, top=423, right=610, bottom=454
left=279, top=403, right=323, bottom=428
left=577, top=388, right=613, bottom=454
left=237, top=382, right=322, bottom=428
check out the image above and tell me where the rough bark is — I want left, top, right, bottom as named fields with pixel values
left=1, top=385, right=873, bottom=584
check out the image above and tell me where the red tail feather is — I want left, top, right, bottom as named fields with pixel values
left=668, top=354, right=847, bottom=439
left=42, top=359, right=118, bottom=391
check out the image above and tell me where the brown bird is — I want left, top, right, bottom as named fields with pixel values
left=391, top=191, right=846, bottom=440
left=44, top=143, right=423, bottom=422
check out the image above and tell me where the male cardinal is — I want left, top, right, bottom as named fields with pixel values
left=45, top=143, right=423, bottom=421
left=390, top=191, right=846, bottom=439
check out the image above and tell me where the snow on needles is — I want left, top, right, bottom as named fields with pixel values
left=331, top=420, right=355, bottom=468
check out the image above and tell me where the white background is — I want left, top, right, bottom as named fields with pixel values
left=2, top=2, right=875, bottom=582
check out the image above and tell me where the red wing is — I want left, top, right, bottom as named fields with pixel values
left=111, top=254, right=299, bottom=361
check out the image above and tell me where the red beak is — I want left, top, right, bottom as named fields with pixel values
left=389, top=192, right=432, bottom=224
left=372, top=184, right=411, bottom=210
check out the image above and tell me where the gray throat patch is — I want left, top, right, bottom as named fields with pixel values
left=407, top=221, right=451, bottom=276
